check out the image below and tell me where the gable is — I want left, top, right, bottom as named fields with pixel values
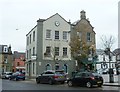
left=43, top=13, right=70, bottom=27
left=74, top=19, right=95, bottom=34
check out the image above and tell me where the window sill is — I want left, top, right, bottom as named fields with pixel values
left=62, top=55, right=68, bottom=58
left=45, top=38, right=52, bottom=40
left=54, top=39, right=60, bottom=41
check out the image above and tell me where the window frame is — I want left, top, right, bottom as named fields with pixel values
left=63, top=31, right=67, bottom=40
left=46, top=29, right=51, bottom=39
left=87, top=32, right=91, bottom=41
left=46, top=46, right=51, bottom=56
left=63, top=47, right=67, bottom=56
left=55, top=47, right=59, bottom=56
left=33, top=31, right=35, bottom=41
left=55, top=31, right=59, bottom=40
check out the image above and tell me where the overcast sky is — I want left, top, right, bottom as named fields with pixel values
left=0, top=0, right=119, bottom=52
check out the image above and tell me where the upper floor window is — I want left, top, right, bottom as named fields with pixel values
left=17, top=62, right=20, bottom=66
left=87, top=32, right=91, bottom=41
left=77, top=32, right=82, bottom=39
left=63, top=47, right=67, bottom=56
left=29, top=49, right=31, bottom=59
left=55, top=47, right=59, bottom=56
left=46, top=30, right=51, bottom=39
left=27, top=37, right=29, bottom=45
left=3, top=46, right=8, bottom=53
left=27, top=50, right=29, bottom=59
left=46, top=46, right=51, bottom=56
left=63, top=31, right=67, bottom=40
left=55, top=31, right=59, bottom=40
left=33, top=47, right=35, bottom=56
left=33, top=31, right=35, bottom=41
left=30, top=34, right=31, bottom=44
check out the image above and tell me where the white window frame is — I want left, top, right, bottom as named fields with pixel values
left=46, top=29, right=51, bottom=39
left=33, top=31, right=35, bottom=41
left=63, top=47, right=67, bottom=56
left=87, top=32, right=91, bottom=41
left=55, top=31, right=59, bottom=40
left=46, top=46, right=51, bottom=56
left=55, top=47, right=59, bottom=56
left=63, top=31, right=67, bottom=40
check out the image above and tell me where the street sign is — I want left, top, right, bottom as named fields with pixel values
left=31, top=56, right=37, bottom=60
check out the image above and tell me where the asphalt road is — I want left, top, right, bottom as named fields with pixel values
left=1, top=79, right=120, bottom=92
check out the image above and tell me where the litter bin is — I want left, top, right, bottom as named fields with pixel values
left=109, top=68, right=114, bottom=83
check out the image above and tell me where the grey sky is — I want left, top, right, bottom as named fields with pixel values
left=0, top=0, right=119, bottom=52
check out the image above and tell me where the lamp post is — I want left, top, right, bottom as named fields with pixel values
left=104, top=48, right=114, bottom=83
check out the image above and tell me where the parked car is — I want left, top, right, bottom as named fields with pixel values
left=67, top=71, right=103, bottom=88
left=9, top=72, right=25, bottom=81
left=2, top=72, right=13, bottom=79
left=36, top=70, right=67, bottom=85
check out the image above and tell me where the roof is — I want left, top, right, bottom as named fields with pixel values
left=113, top=48, right=120, bottom=55
left=26, top=13, right=71, bottom=36
left=72, top=18, right=96, bottom=34
left=13, top=51, right=25, bottom=59
left=37, top=13, right=71, bottom=25
left=0, top=45, right=8, bottom=54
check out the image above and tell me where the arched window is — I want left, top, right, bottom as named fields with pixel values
left=46, top=64, right=51, bottom=70
left=63, top=64, right=68, bottom=73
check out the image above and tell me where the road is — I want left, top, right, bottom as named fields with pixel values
left=1, top=79, right=119, bottom=92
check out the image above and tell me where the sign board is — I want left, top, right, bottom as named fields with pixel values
left=31, top=56, right=37, bottom=60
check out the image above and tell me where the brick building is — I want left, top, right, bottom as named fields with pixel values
left=12, top=51, right=25, bottom=72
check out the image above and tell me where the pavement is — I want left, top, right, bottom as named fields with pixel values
left=103, top=82, right=120, bottom=87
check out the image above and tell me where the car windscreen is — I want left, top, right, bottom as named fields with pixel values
left=6, top=73, right=12, bottom=75
left=55, top=71, right=65, bottom=74
left=92, top=73, right=101, bottom=76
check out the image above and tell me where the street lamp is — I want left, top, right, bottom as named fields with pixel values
left=104, top=48, right=114, bottom=83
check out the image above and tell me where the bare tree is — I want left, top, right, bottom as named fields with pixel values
left=100, top=35, right=115, bottom=49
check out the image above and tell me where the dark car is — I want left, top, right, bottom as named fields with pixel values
left=67, top=71, right=103, bottom=88
left=2, top=72, right=13, bottom=79
left=36, top=70, right=67, bottom=85
left=9, top=72, right=25, bottom=81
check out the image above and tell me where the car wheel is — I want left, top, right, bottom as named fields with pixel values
left=9, top=78, right=12, bottom=80
left=68, top=81, right=73, bottom=87
left=86, top=82, right=92, bottom=88
left=36, top=79, right=40, bottom=84
left=98, top=84, right=102, bottom=87
left=23, top=78, right=25, bottom=81
left=15, top=78, right=18, bottom=81
left=49, top=79, right=53, bottom=85
left=61, top=81, right=65, bottom=84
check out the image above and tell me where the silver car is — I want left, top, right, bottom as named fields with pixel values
left=36, top=70, right=67, bottom=84
left=2, top=72, right=13, bottom=79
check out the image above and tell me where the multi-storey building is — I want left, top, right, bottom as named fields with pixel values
left=71, top=10, right=96, bottom=70
left=26, top=13, right=76, bottom=78
left=0, top=45, right=13, bottom=73
left=12, top=51, right=25, bottom=72
left=118, top=1, right=120, bottom=48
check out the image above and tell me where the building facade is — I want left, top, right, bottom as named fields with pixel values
left=0, top=45, right=13, bottom=73
left=96, top=49, right=117, bottom=74
left=118, top=2, right=120, bottom=48
left=26, top=13, right=76, bottom=78
left=71, top=10, right=96, bottom=70
left=12, top=51, right=25, bottom=72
